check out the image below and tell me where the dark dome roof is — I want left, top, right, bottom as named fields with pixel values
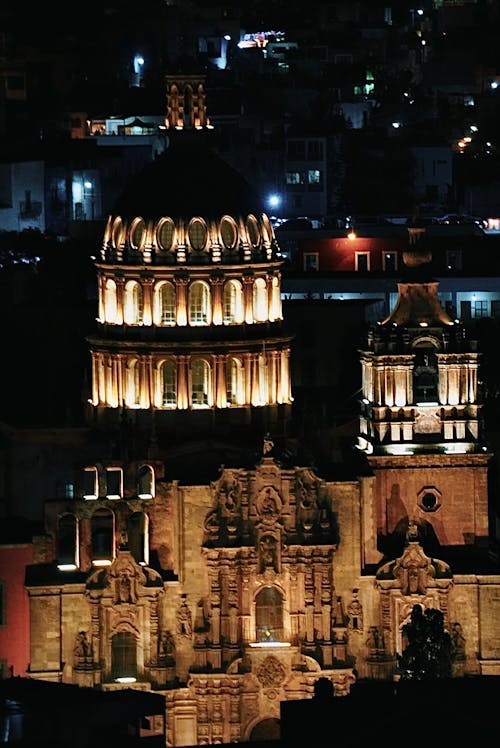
left=112, top=139, right=265, bottom=221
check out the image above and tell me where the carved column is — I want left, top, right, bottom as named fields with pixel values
left=175, top=275, right=188, bottom=326
left=211, top=274, right=224, bottom=325
left=142, top=277, right=154, bottom=326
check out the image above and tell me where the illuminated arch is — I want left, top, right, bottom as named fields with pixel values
left=223, top=279, right=244, bottom=324
left=188, top=280, right=211, bottom=325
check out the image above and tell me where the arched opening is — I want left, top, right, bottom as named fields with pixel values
left=413, top=346, right=438, bottom=404
left=249, top=718, right=280, bottom=742
left=188, top=281, right=210, bottom=325
left=128, top=512, right=148, bottom=566
left=91, top=508, right=114, bottom=566
left=57, top=513, right=78, bottom=570
left=111, top=631, right=137, bottom=682
left=255, top=587, right=284, bottom=642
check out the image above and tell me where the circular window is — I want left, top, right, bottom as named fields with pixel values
left=130, top=219, right=146, bottom=250
left=112, top=218, right=125, bottom=248
left=220, top=217, right=237, bottom=249
left=246, top=216, right=260, bottom=246
left=188, top=218, right=207, bottom=251
left=157, top=218, right=175, bottom=251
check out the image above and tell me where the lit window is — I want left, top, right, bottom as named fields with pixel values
left=255, top=587, right=284, bottom=642
left=253, top=277, right=268, bottom=322
left=472, top=300, right=488, bottom=318
left=161, top=360, right=177, bottom=407
left=188, top=281, right=210, bottom=325
left=226, top=357, right=245, bottom=405
left=191, top=359, right=211, bottom=407
left=127, top=359, right=141, bottom=407
left=155, top=282, right=176, bottom=326
left=104, top=278, right=118, bottom=323
left=223, top=279, right=244, bottom=323
left=123, top=280, right=143, bottom=325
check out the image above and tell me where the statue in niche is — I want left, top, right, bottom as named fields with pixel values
left=115, top=569, right=135, bottom=603
left=159, top=630, right=176, bottom=662
left=73, top=630, right=92, bottom=665
left=176, top=595, right=193, bottom=638
left=346, top=589, right=363, bottom=634
left=263, top=433, right=274, bottom=455
left=451, top=622, right=466, bottom=660
left=258, top=486, right=280, bottom=524
left=259, top=535, right=278, bottom=573
left=204, top=509, right=220, bottom=541
left=366, top=625, right=385, bottom=656
left=394, top=543, right=430, bottom=596
left=219, top=476, right=240, bottom=515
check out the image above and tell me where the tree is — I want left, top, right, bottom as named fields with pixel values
left=398, top=604, right=453, bottom=680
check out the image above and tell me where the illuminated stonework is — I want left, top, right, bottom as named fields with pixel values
left=87, top=142, right=293, bottom=420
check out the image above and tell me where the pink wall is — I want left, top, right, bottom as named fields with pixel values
left=0, top=544, right=33, bottom=677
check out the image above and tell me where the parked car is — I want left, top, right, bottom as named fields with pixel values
left=436, top=213, right=487, bottom=228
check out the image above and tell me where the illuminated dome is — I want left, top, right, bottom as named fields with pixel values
left=102, top=140, right=279, bottom=266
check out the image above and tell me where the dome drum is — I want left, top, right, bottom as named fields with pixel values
left=101, top=213, right=279, bottom=266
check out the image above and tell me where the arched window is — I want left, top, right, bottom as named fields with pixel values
left=413, top=347, right=439, bottom=404
left=226, top=357, right=245, bottom=405
left=91, top=508, right=114, bottom=566
left=57, top=513, right=78, bottom=570
left=104, top=278, right=117, bottom=323
left=188, top=281, right=210, bottom=325
left=191, top=359, right=211, bottom=407
left=160, top=359, right=176, bottom=407
left=253, top=277, right=268, bottom=322
left=123, top=280, right=143, bottom=325
left=111, top=632, right=137, bottom=682
left=258, top=352, right=268, bottom=405
left=128, top=512, right=148, bottom=566
left=154, top=282, right=176, bottom=326
left=255, top=587, right=284, bottom=642
left=127, top=359, right=141, bottom=407
left=270, top=276, right=281, bottom=321
left=137, top=465, right=154, bottom=499
left=223, top=279, right=243, bottom=324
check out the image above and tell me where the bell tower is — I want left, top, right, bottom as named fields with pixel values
left=357, top=244, right=490, bottom=568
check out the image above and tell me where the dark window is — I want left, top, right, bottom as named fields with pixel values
left=413, top=349, right=438, bottom=403
left=57, top=514, right=77, bottom=567
left=111, top=632, right=137, bottom=680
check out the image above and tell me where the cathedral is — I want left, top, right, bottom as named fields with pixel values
left=18, top=80, right=500, bottom=746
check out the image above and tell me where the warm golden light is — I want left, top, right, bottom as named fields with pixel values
left=347, top=230, right=357, bottom=240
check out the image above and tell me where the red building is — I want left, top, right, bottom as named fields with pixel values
left=0, top=530, right=34, bottom=678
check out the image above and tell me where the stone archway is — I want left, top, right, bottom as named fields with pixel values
left=249, top=717, right=280, bottom=741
